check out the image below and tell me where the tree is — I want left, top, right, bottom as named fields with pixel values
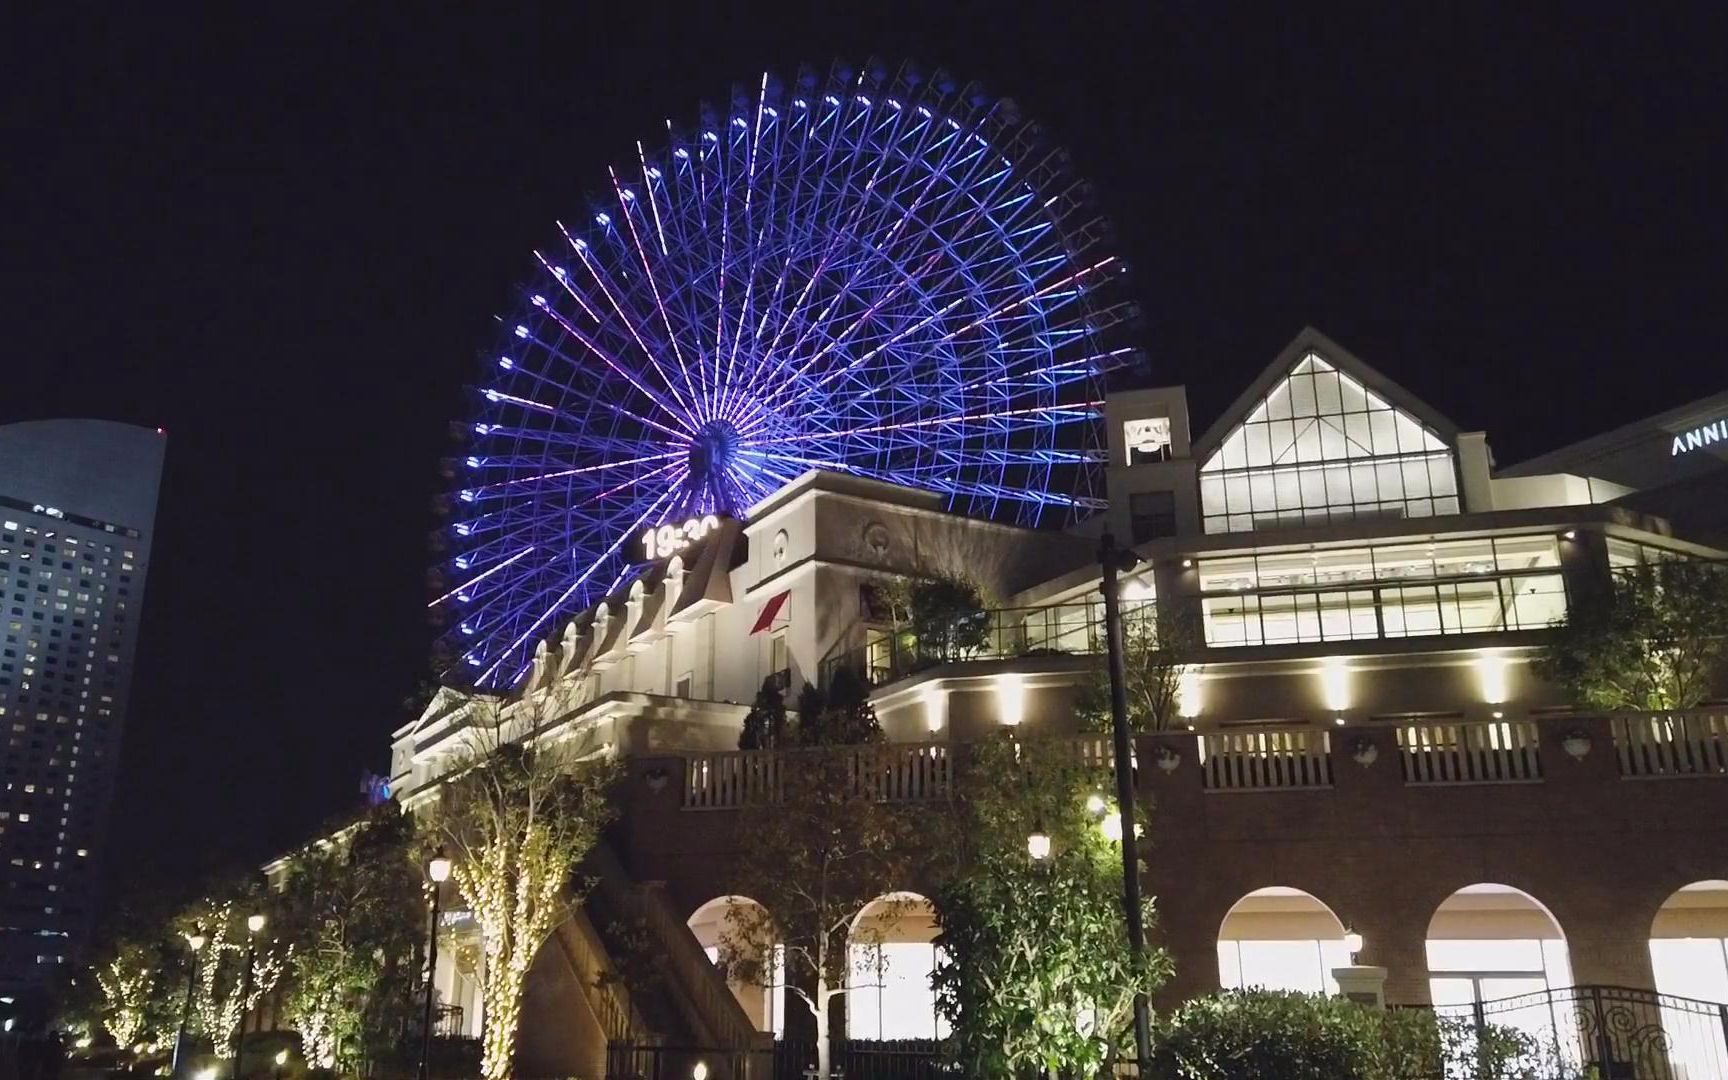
left=1075, top=605, right=1197, bottom=733
left=180, top=894, right=291, bottom=1059
left=716, top=749, right=920, bottom=1079
left=93, top=942, right=175, bottom=1054
left=738, top=676, right=789, bottom=750
left=793, top=667, right=883, bottom=746
left=900, top=573, right=991, bottom=664
left=431, top=699, right=619, bottom=1080
left=276, top=805, right=425, bottom=1070
left=932, top=733, right=1171, bottom=1078
left=1538, top=559, right=1728, bottom=710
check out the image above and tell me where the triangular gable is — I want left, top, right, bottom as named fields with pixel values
left=1193, top=328, right=1463, bottom=534
left=1193, top=328, right=1460, bottom=460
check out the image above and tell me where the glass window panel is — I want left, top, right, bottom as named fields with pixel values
left=1375, top=460, right=1406, bottom=501
left=1248, top=474, right=1276, bottom=514
left=1228, top=514, right=1253, bottom=533
left=1265, top=381, right=1293, bottom=420
left=1342, top=412, right=1374, bottom=457
left=1349, top=591, right=1380, bottom=638
left=1429, top=977, right=1476, bottom=1008
left=1199, top=475, right=1226, bottom=518
left=1385, top=586, right=1442, bottom=637
left=1373, top=544, right=1434, bottom=579
left=1219, top=430, right=1247, bottom=470
left=1345, top=462, right=1379, bottom=502
left=1258, top=594, right=1301, bottom=643
left=1254, top=551, right=1314, bottom=589
left=1289, top=373, right=1317, bottom=417
left=1429, top=457, right=1458, bottom=496
left=1427, top=938, right=1548, bottom=973
left=1298, top=468, right=1326, bottom=508
left=1317, top=591, right=1356, bottom=640
left=1292, top=419, right=1322, bottom=463
left=1244, top=423, right=1273, bottom=467
left=1199, top=557, right=1258, bottom=592
left=1231, top=940, right=1332, bottom=994
left=1266, top=419, right=1297, bottom=463
left=1495, top=535, right=1561, bottom=571
left=1312, top=547, right=1374, bottom=583
left=1323, top=462, right=1353, bottom=505
left=1407, top=498, right=1435, bottom=519
left=1314, top=370, right=1342, bottom=414
left=1400, top=459, right=1433, bottom=498
left=1294, top=593, right=1322, bottom=642
left=1225, top=476, right=1251, bottom=513
left=1272, top=470, right=1301, bottom=511
left=1317, top=421, right=1348, bottom=460
left=1368, top=410, right=1399, bottom=454
left=1505, top=575, right=1567, bottom=628
left=1433, top=538, right=1496, bottom=577
left=1452, top=580, right=1505, bottom=632
left=1394, top=412, right=1438, bottom=454
left=1337, top=372, right=1371, bottom=412
left=1202, top=596, right=1259, bottom=645
left=1204, top=515, right=1228, bottom=535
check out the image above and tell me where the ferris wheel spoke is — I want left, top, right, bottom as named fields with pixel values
left=609, top=167, right=707, bottom=417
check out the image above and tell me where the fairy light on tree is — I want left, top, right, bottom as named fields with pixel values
left=431, top=697, right=618, bottom=1080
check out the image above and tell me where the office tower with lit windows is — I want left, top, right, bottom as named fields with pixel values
left=0, top=420, right=164, bottom=994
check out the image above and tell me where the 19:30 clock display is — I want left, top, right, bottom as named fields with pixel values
left=638, top=515, right=723, bottom=561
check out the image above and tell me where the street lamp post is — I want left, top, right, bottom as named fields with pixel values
left=171, top=931, right=207, bottom=1079
left=1099, top=533, right=1153, bottom=1074
left=232, top=914, right=265, bottom=1080
left=418, top=848, right=453, bottom=1080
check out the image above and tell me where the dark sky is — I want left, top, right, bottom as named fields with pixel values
left=5, top=7, right=1724, bottom=897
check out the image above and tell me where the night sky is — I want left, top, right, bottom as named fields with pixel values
left=5, top=7, right=1724, bottom=900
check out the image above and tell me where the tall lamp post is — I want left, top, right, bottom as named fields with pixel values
left=171, top=931, right=207, bottom=1079
left=1099, top=533, right=1152, bottom=1074
left=231, top=914, right=265, bottom=1080
left=418, top=848, right=453, bottom=1080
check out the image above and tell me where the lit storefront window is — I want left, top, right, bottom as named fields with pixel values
left=1199, top=536, right=1566, bottom=647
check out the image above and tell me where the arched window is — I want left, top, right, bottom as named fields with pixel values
left=1426, top=884, right=1574, bottom=1055
left=849, top=893, right=947, bottom=1041
left=1216, top=886, right=1352, bottom=994
left=688, top=895, right=784, bottom=1036
left=1648, top=881, right=1728, bottom=1078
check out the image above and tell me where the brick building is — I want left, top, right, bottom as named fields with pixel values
left=385, top=329, right=1728, bottom=1075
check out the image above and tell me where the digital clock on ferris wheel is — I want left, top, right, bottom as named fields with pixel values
left=638, top=514, right=724, bottom=562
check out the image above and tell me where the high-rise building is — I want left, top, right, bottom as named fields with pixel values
left=0, top=420, right=164, bottom=994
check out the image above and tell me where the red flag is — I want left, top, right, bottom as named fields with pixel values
left=751, top=590, right=791, bottom=634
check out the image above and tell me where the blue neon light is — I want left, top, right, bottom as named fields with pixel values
left=435, top=63, right=1131, bottom=690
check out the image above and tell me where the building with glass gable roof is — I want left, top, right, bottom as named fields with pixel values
left=375, top=329, right=1727, bottom=1075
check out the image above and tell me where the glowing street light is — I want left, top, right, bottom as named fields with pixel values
left=1026, top=825, right=1052, bottom=862
left=171, top=931, right=207, bottom=1078
left=419, top=848, right=453, bottom=1080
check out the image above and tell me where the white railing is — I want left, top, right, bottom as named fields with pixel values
left=1202, top=728, right=1333, bottom=791
left=682, top=742, right=953, bottom=809
left=1396, top=719, right=1543, bottom=784
left=1613, top=711, right=1728, bottom=778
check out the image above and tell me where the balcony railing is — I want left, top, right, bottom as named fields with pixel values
left=818, top=599, right=1154, bottom=689
left=1397, top=718, right=1544, bottom=784
left=683, top=742, right=954, bottom=809
left=1613, top=710, right=1728, bottom=778
left=1202, top=728, right=1333, bottom=790
left=674, top=711, right=1726, bottom=811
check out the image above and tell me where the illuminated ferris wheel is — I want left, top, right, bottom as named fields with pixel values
left=432, top=61, right=1136, bottom=690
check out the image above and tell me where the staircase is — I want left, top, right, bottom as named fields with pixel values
left=519, top=841, right=769, bottom=1078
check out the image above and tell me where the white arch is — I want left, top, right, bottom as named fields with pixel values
left=1216, top=886, right=1351, bottom=994
left=1648, top=882, right=1728, bottom=1077
left=848, top=892, right=946, bottom=1041
left=1426, top=883, right=1574, bottom=1054
left=687, top=895, right=783, bottom=1036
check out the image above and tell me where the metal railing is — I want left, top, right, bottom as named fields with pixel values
left=1613, top=710, right=1728, bottom=778
left=683, top=743, right=954, bottom=809
left=1201, top=728, right=1333, bottom=790
left=1397, top=718, right=1544, bottom=784
left=818, top=599, right=1151, bottom=689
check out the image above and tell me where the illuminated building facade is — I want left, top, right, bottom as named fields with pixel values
left=0, top=420, right=164, bottom=996
left=385, top=329, right=1728, bottom=1074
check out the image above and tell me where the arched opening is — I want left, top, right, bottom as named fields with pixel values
left=1648, top=881, right=1728, bottom=1078
left=688, top=895, right=784, bottom=1036
left=1216, top=887, right=1352, bottom=994
left=848, top=892, right=946, bottom=1041
left=1427, top=884, right=1574, bottom=1052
